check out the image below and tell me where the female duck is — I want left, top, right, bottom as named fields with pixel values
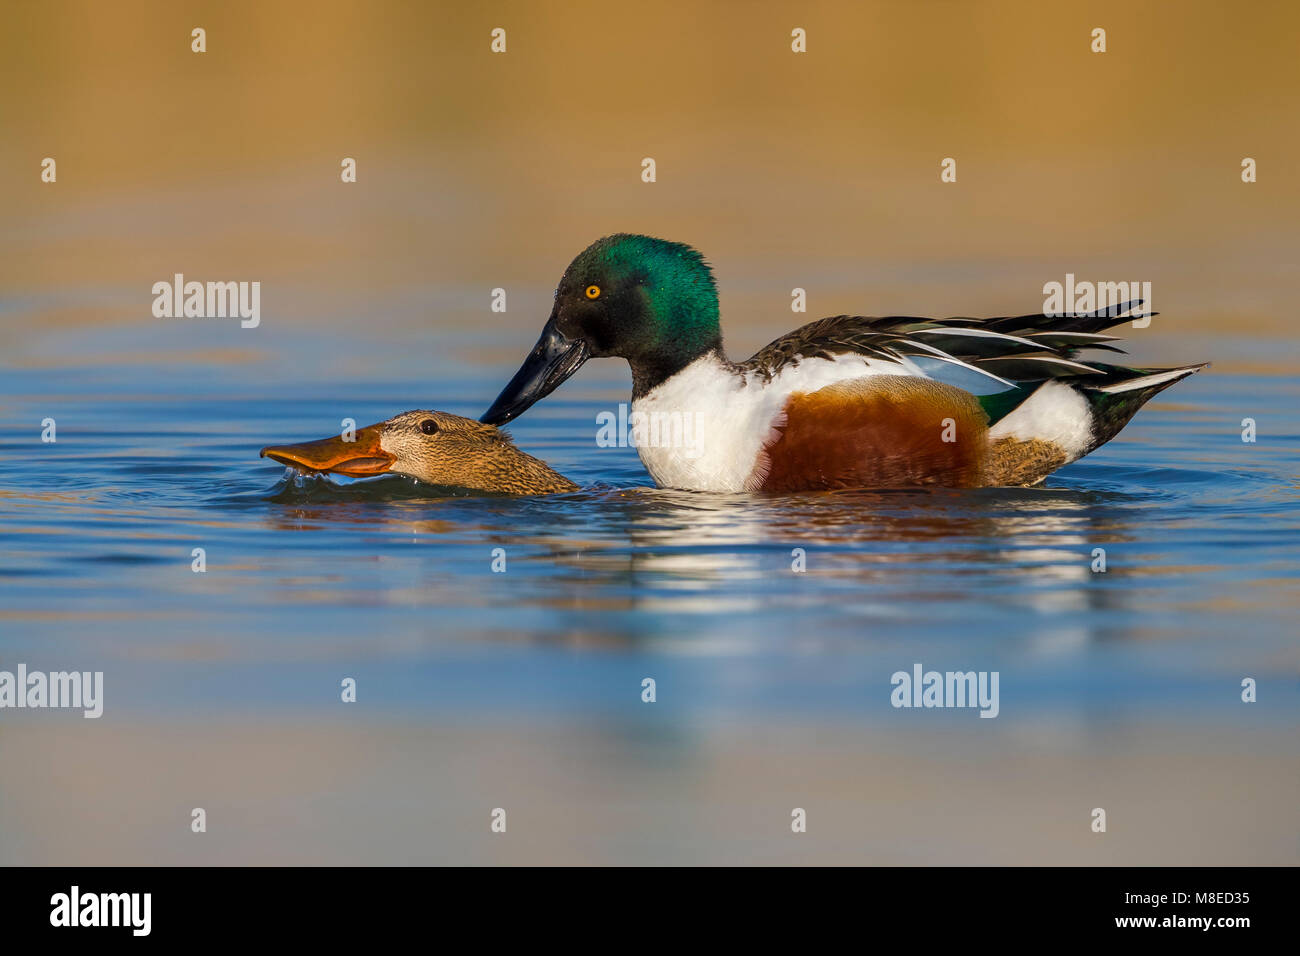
left=261, top=410, right=577, bottom=495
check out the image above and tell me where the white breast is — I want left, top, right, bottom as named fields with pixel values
left=631, top=351, right=916, bottom=491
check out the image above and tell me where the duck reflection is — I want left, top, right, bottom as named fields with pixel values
left=258, top=469, right=1140, bottom=629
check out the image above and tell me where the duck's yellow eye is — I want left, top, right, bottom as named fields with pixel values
left=585, top=285, right=601, bottom=300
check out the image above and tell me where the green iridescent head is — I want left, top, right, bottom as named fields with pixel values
left=481, top=234, right=724, bottom=425
left=556, top=234, right=721, bottom=370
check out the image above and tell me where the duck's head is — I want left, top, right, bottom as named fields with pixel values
left=260, top=409, right=576, bottom=495
left=481, top=234, right=721, bottom=425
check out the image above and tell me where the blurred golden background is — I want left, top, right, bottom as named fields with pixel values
left=2, top=0, right=1297, bottom=369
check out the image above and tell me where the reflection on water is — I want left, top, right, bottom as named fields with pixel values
left=219, top=438, right=1291, bottom=640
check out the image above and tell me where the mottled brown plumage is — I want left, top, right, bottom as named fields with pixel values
left=261, top=410, right=577, bottom=496
left=985, top=437, right=1069, bottom=487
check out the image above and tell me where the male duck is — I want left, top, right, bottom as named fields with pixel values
left=481, top=234, right=1205, bottom=492
left=261, top=410, right=577, bottom=495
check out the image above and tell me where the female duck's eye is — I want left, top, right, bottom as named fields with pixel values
left=419, top=419, right=439, bottom=435
left=585, top=285, right=601, bottom=299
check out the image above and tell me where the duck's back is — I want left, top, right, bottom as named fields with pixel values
left=632, top=304, right=1203, bottom=492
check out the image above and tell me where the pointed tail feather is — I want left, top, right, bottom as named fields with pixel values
left=1080, top=363, right=1206, bottom=453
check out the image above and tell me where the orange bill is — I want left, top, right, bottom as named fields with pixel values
left=260, top=423, right=394, bottom=476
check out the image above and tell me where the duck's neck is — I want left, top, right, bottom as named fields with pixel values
left=629, top=343, right=729, bottom=400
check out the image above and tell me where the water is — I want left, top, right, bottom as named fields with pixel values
left=1, top=332, right=1296, bottom=864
